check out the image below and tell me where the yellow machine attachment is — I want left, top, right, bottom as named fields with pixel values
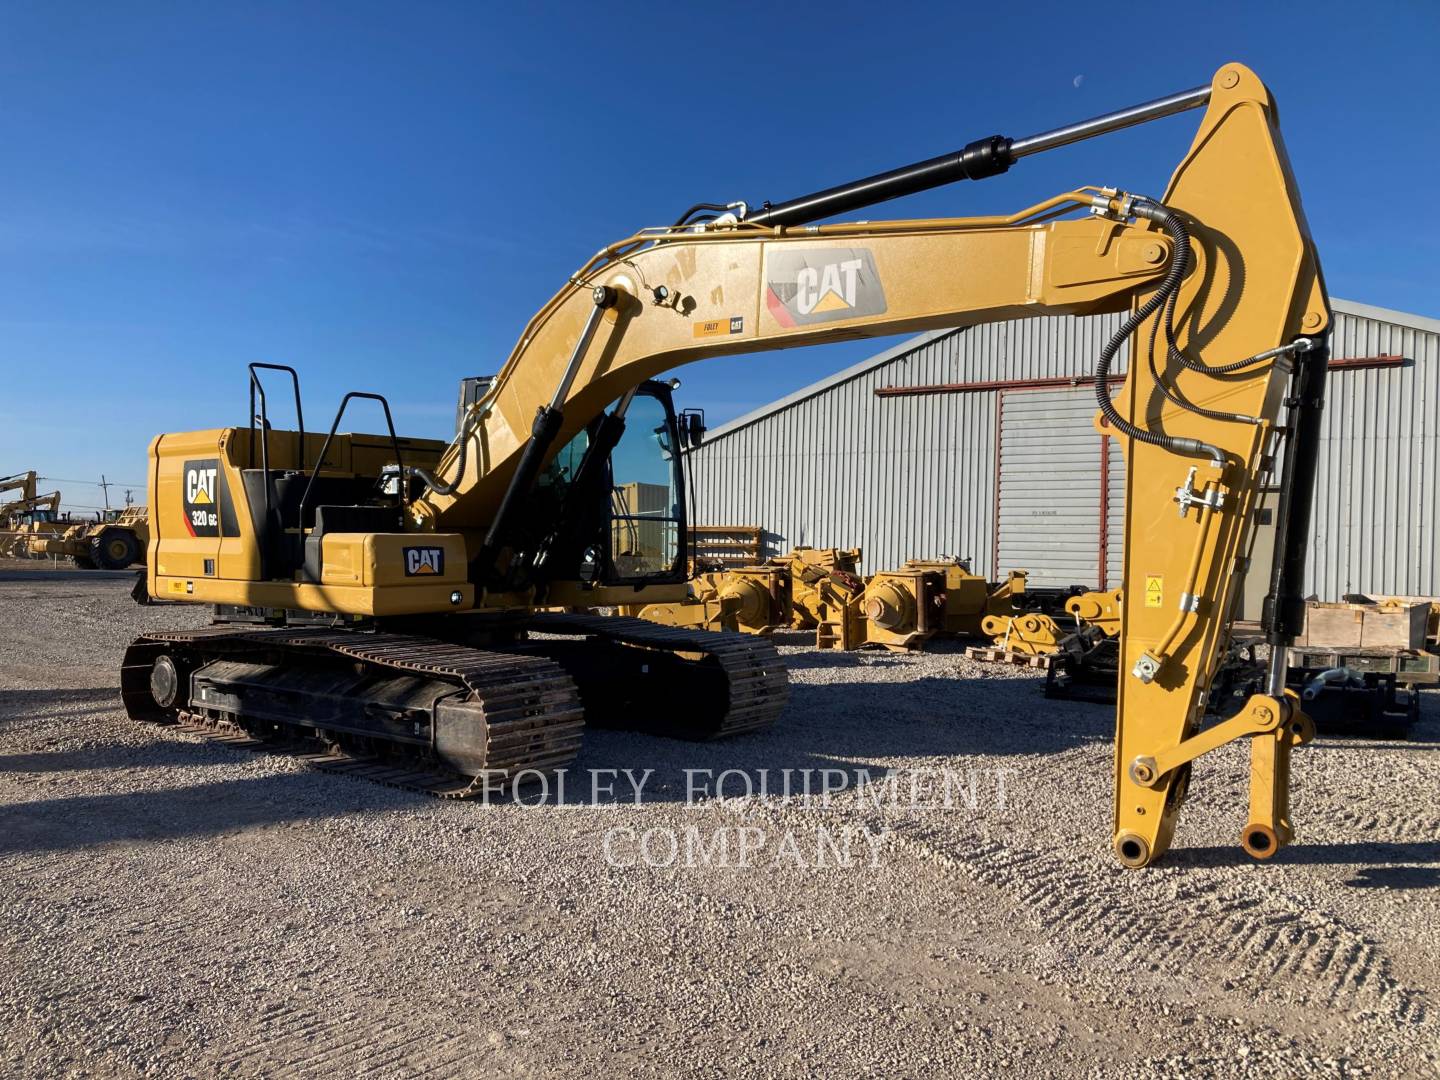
left=862, top=563, right=1028, bottom=652
left=1066, top=588, right=1123, bottom=637
left=981, top=611, right=1067, bottom=656
left=788, top=547, right=862, bottom=627
left=907, top=560, right=1027, bottom=636
left=638, top=593, right=739, bottom=632
left=128, top=64, right=1328, bottom=866
left=694, top=565, right=792, bottom=635
left=783, top=547, right=867, bottom=649
left=860, top=566, right=941, bottom=651
left=982, top=584, right=1122, bottom=656
left=636, top=546, right=863, bottom=644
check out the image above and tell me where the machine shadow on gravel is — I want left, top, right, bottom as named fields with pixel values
left=0, top=671, right=1102, bottom=830
left=559, top=674, right=1107, bottom=805
left=0, top=772, right=414, bottom=856
left=0, top=687, right=129, bottom=723
left=0, top=738, right=243, bottom=776
left=1165, top=840, right=1440, bottom=873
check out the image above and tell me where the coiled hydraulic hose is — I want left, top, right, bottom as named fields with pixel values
left=1144, top=307, right=1256, bottom=426
left=407, top=404, right=481, bottom=497
left=1093, top=201, right=1224, bottom=465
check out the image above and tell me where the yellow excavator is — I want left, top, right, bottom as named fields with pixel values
left=1, top=471, right=64, bottom=558
left=123, top=63, right=1326, bottom=867
left=1, top=471, right=52, bottom=522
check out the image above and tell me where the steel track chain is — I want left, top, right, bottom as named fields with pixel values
left=121, top=626, right=584, bottom=797
left=528, top=611, right=789, bottom=737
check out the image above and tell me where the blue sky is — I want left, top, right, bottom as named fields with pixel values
left=1, top=2, right=1436, bottom=513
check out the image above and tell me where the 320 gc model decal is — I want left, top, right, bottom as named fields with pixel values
left=764, top=247, right=886, bottom=328
left=181, top=458, right=238, bottom=538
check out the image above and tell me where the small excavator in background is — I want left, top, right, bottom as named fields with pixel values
left=123, top=64, right=1327, bottom=867
left=1, top=472, right=62, bottom=556
left=0, top=471, right=60, bottom=526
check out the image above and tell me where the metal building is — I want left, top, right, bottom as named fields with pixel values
left=685, top=298, right=1439, bottom=602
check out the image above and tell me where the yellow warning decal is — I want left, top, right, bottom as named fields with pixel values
left=1144, top=575, right=1163, bottom=608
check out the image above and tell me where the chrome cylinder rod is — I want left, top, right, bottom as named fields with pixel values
left=1009, top=85, right=1212, bottom=159
left=745, top=82, right=1213, bottom=229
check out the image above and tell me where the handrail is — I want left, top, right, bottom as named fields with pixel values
left=247, top=363, right=306, bottom=469
left=248, top=363, right=307, bottom=545
left=298, top=392, right=407, bottom=535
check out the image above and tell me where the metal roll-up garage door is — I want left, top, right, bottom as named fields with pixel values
left=995, top=387, right=1122, bottom=588
left=1103, top=427, right=1125, bottom=589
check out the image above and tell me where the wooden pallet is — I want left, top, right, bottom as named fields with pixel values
left=965, top=645, right=1055, bottom=670
left=690, top=524, right=765, bottom=570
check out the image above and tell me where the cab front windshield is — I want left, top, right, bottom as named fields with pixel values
left=532, top=388, right=685, bottom=583
left=608, top=393, right=683, bottom=580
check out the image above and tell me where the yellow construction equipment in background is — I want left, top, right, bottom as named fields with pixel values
left=625, top=563, right=790, bottom=634
left=860, top=562, right=1026, bottom=651
left=787, top=547, right=862, bottom=625
left=1, top=471, right=149, bottom=569
left=25, top=505, right=150, bottom=569
left=0, top=472, right=61, bottom=528
left=0, top=472, right=63, bottom=557
left=1066, top=588, right=1123, bottom=637
left=632, top=550, right=1025, bottom=652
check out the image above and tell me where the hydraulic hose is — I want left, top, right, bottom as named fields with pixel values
left=1094, top=202, right=1223, bottom=465
left=671, top=202, right=733, bottom=228
left=1143, top=306, right=1257, bottom=426
left=408, top=405, right=477, bottom=498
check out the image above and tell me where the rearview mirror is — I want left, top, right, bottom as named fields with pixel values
left=680, top=408, right=706, bottom=449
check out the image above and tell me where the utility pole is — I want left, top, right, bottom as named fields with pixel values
left=98, top=474, right=112, bottom=511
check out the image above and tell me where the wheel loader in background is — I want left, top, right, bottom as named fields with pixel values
left=124, top=64, right=1327, bottom=867
left=26, top=504, right=149, bottom=569
left=1, top=471, right=149, bottom=568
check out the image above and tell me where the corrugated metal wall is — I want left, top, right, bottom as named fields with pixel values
left=1105, top=431, right=1126, bottom=589
left=686, top=303, right=1439, bottom=599
left=996, top=387, right=1112, bottom=588
left=1311, top=308, right=1439, bottom=597
left=685, top=313, right=1128, bottom=577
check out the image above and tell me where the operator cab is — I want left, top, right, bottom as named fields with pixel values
left=523, top=379, right=701, bottom=592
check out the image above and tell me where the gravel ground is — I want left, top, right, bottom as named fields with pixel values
left=1, top=565, right=1437, bottom=1079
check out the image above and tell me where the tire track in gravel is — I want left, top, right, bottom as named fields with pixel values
left=884, top=822, right=1429, bottom=1025
left=1328, top=806, right=1440, bottom=843
left=215, top=999, right=485, bottom=1079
